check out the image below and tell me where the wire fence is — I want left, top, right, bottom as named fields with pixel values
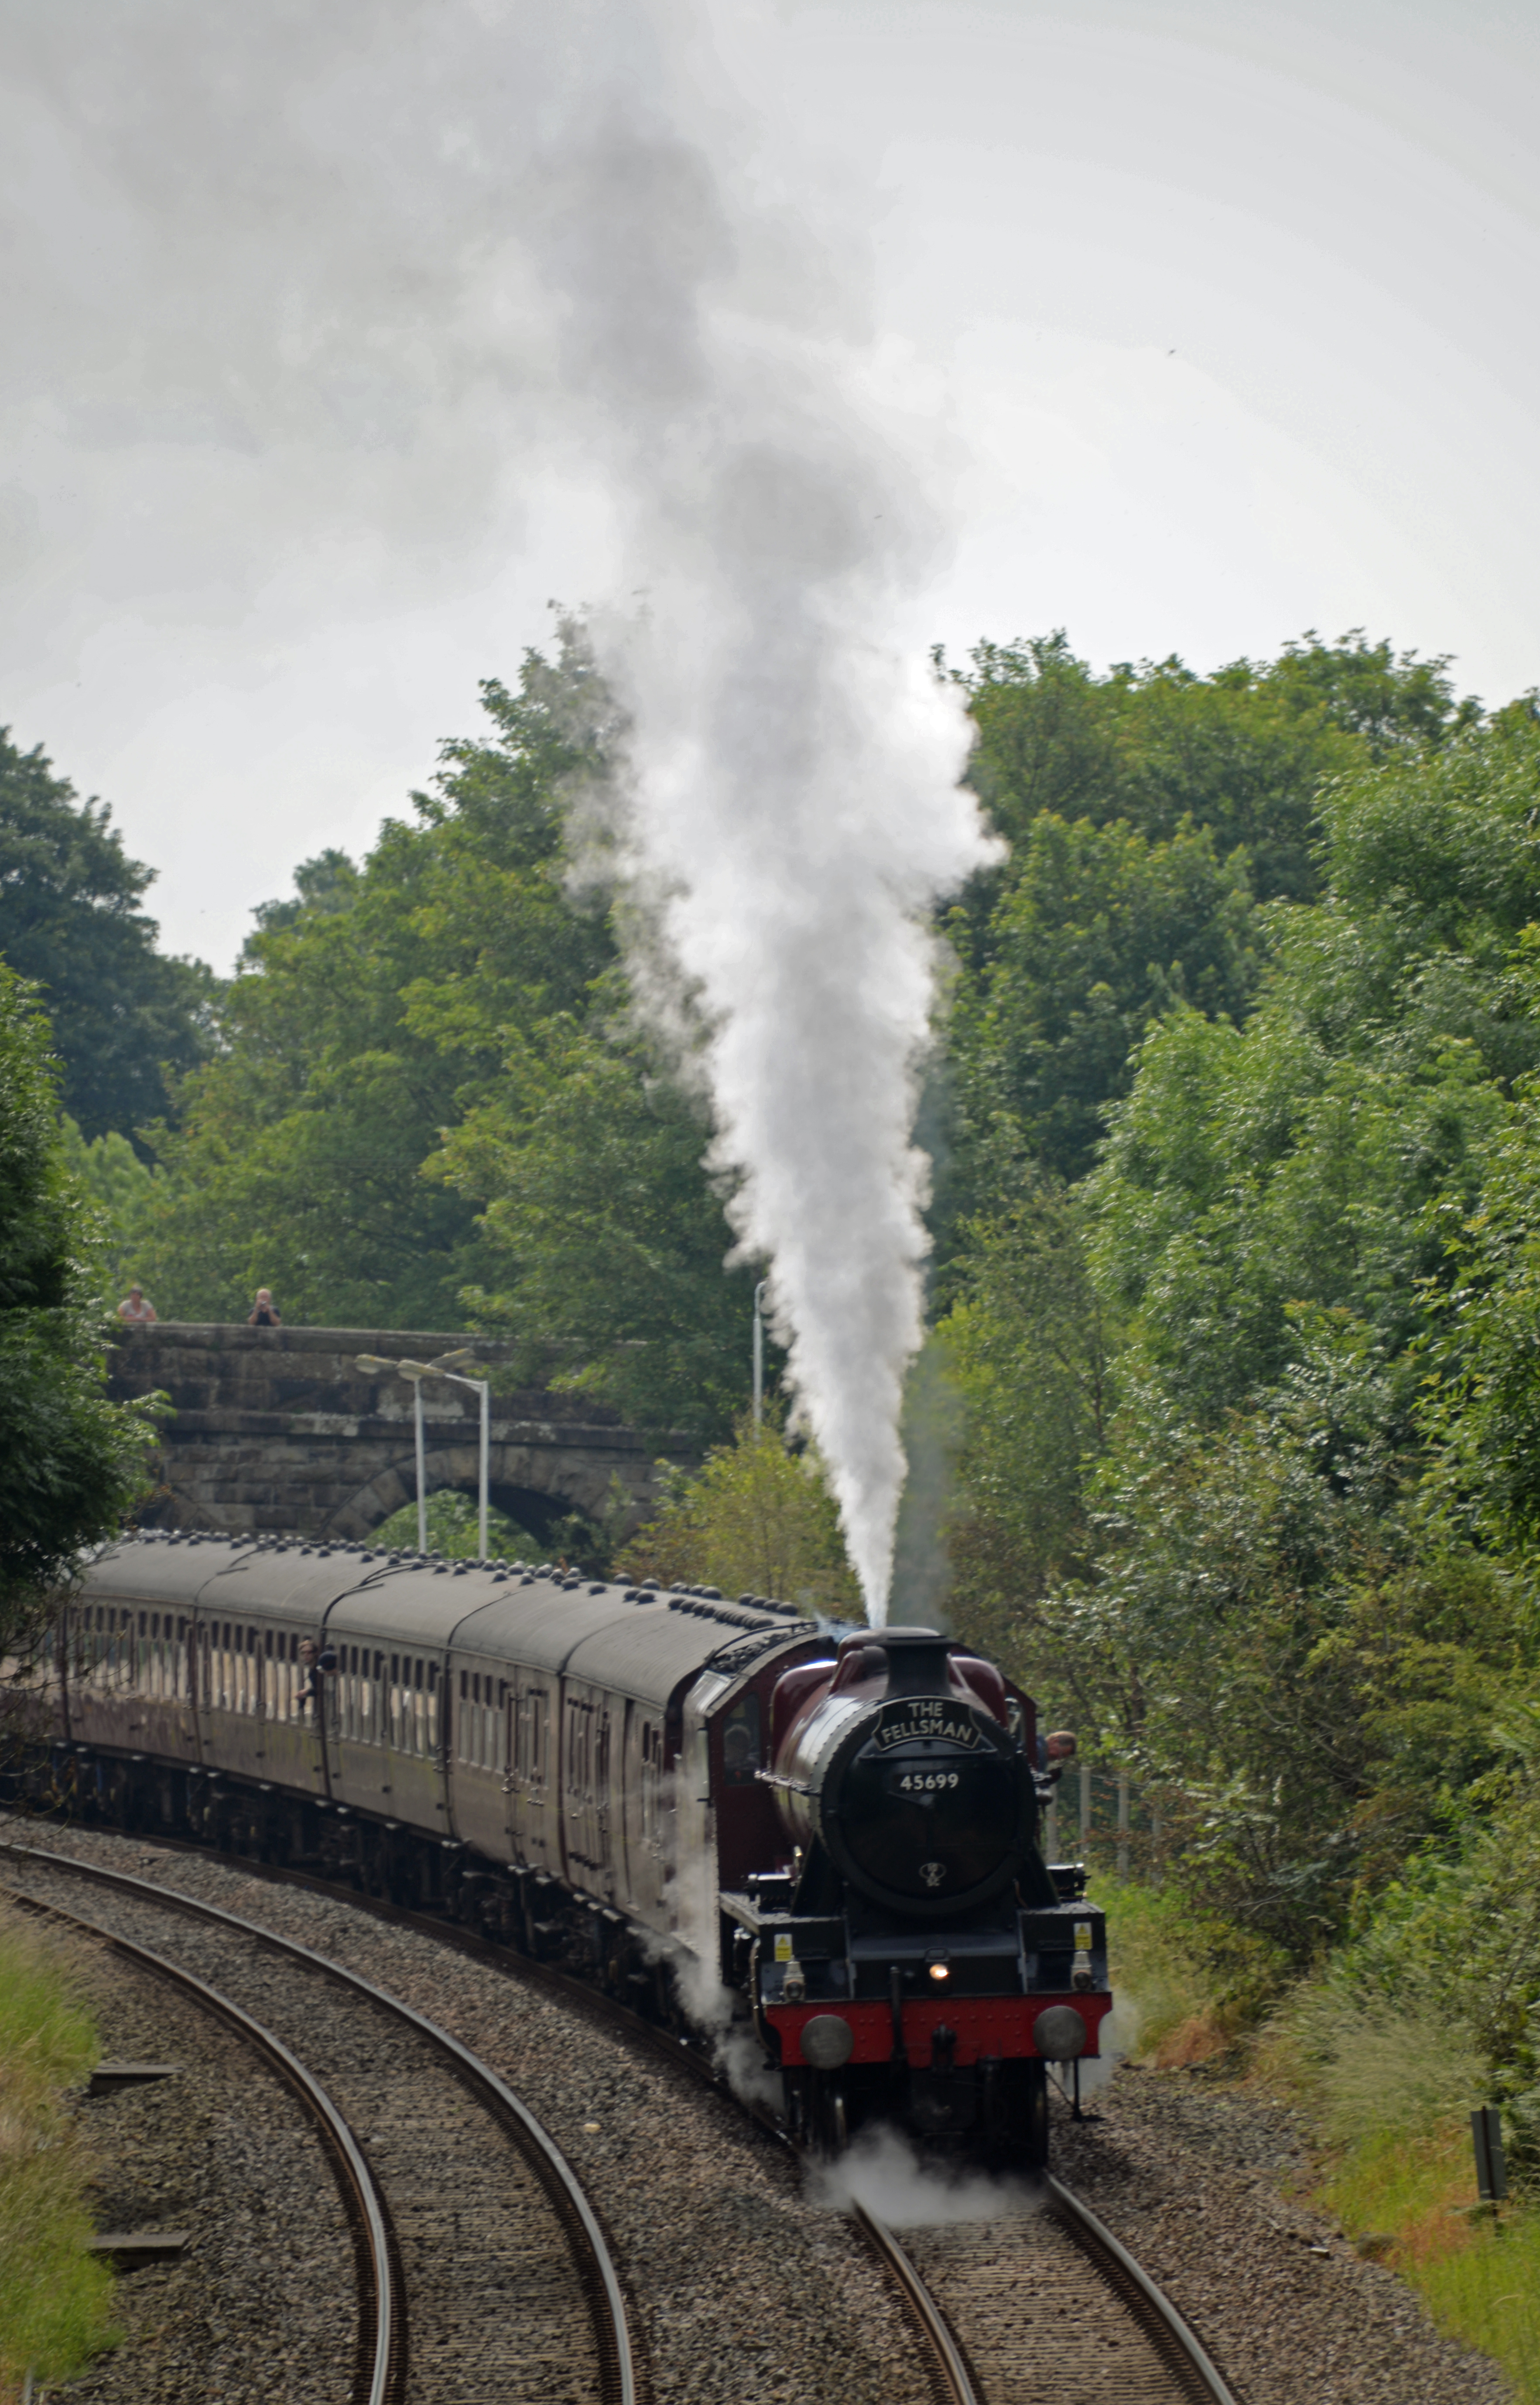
left=1043, top=1762, right=1163, bottom=1879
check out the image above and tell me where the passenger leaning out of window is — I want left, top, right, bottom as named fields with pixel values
left=248, top=1287, right=282, bottom=1327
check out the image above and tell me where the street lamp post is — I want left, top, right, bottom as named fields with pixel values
left=356, top=1348, right=490, bottom=1556
left=411, top=1365, right=427, bottom=1548
left=752, top=1280, right=767, bottom=1429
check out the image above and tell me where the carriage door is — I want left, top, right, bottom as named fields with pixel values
left=562, top=1690, right=612, bottom=1887
left=507, top=1680, right=552, bottom=1871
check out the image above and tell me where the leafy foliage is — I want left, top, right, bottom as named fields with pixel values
left=444, top=1016, right=755, bottom=1441
left=948, top=811, right=1260, bottom=1189
left=615, top=1416, right=860, bottom=1616
left=367, top=1485, right=545, bottom=1561
left=0, top=1907, right=116, bottom=2388
left=0, top=972, right=157, bottom=1651
left=0, top=729, right=216, bottom=1143
left=118, top=634, right=753, bottom=1436
left=944, top=707, right=1540, bottom=1979
left=58, top=1118, right=169, bottom=1307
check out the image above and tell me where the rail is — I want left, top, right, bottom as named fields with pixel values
left=850, top=2200, right=978, bottom=2405
left=0, top=1839, right=638, bottom=2405
left=6, top=1885, right=399, bottom=2405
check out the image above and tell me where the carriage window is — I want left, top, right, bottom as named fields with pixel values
left=720, top=1693, right=761, bottom=1788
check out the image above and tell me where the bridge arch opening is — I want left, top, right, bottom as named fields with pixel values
left=362, top=1479, right=582, bottom=1557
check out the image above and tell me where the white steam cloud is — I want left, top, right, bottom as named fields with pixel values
left=1, top=5, right=1000, bottom=1614
left=540, top=121, right=998, bottom=1618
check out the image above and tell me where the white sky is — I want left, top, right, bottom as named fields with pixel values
left=3, top=0, right=1538, bottom=969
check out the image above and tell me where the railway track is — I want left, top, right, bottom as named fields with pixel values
left=5, top=1822, right=1238, bottom=2405
left=0, top=1841, right=637, bottom=2405
left=857, top=2187, right=1237, bottom=2405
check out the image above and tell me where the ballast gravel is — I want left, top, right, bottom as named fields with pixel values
left=3, top=1821, right=931, bottom=2405
left=16, top=1817, right=1512, bottom=2405
left=1053, top=2062, right=1514, bottom=2405
left=42, top=1925, right=353, bottom=2405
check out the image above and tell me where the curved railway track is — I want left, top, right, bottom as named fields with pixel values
left=12, top=1883, right=400, bottom=2405
left=4, top=1821, right=1237, bottom=2405
left=857, top=2186, right=1238, bottom=2405
left=0, top=1840, right=638, bottom=2405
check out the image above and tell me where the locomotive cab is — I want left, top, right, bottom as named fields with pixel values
left=721, top=1626, right=1113, bottom=2163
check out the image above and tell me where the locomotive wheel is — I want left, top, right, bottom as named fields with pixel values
left=811, top=2073, right=849, bottom=2157
left=1008, top=2059, right=1049, bottom=2169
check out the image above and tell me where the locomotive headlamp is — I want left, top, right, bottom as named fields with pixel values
left=928, top=1963, right=950, bottom=1982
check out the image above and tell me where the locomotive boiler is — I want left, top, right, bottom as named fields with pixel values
left=728, top=1624, right=1110, bottom=2155
left=25, top=1531, right=1111, bottom=2164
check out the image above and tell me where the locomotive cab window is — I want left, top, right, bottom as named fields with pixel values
left=721, top=1693, right=761, bottom=1787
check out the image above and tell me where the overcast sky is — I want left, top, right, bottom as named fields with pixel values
left=3, top=0, right=1538, bottom=970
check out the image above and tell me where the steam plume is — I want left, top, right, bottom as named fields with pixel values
left=2, top=8, right=1000, bottom=1615
left=539, top=120, right=998, bottom=1619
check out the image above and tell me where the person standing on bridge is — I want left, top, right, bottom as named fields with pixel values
left=247, top=1287, right=283, bottom=1327
left=116, top=1283, right=157, bottom=1324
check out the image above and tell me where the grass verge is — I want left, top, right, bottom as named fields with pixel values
left=1264, top=1984, right=1540, bottom=2394
left=1317, top=2114, right=1540, bottom=2398
left=1100, top=1878, right=1540, bottom=2392
left=0, top=1905, right=116, bottom=2391
left=1092, top=1871, right=1280, bottom=2065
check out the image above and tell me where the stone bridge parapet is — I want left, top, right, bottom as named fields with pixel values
left=106, top=1324, right=688, bottom=1546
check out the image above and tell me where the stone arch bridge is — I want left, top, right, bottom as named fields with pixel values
left=107, top=1324, right=691, bottom=1547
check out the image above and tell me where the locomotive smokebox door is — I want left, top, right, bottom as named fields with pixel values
left=810, top=1631, right=1034, bottom=1920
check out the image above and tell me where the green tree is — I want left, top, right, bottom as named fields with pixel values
left=947, top=811, right=1260, bottom=1192
left=125, top=631, right=753, bottom=1440
left=0, top=972, right=157, bottom=1650
left=1088, top=722, right=1540, bottom=1426
left=615, top=1415, right=860, bottom=1616
left=940, top=1180, right=1114, bottom=1672
left=950, top=627, right=1479, bottom=914
left=443, top=1012, right=754, bottom=1443
left=930, top=630, right=1475, bottom=1250
left=129, top=636, right=622, bottom=1327
left=57, top=1119, right=169, bottom=1307
left=0, top=731, right=216, bottom=1143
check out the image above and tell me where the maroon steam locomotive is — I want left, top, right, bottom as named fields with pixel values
left=31, top=1529, right=1111, bottom=2159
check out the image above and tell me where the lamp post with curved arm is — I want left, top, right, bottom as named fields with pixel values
left=356, top=1350, right=490, bottom=1555
left=753, top=1281, right=767, bottom=1430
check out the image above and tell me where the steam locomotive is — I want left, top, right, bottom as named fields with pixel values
left=28, top=1530, right=1111, bottom=2161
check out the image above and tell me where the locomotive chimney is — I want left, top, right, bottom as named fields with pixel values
left=839, top=1625, right=955, bottom=1698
